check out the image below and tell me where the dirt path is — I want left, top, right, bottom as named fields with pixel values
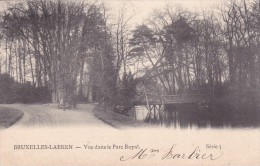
left=0, top=104, right=112, bottom=128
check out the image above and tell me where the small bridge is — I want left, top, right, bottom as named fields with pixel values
left=135, top=94, right=207, bottom=105
left=134, top=94, right=208, bottom=123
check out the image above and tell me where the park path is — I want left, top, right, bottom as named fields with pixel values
left=0, top=104, right=112, bottom=129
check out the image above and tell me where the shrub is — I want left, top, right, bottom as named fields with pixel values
left=115, top=72, right=137, bottom=113
left=0, top=74, right=52, bottom=104
left=0, top=74, right=15, bottom=103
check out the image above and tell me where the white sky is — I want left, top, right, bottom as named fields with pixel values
left=104, top=0, right=226, bottom=26
left=0, top=0, right=227, bottom=24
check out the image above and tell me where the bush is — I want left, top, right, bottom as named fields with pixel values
left=114, top=72, right=137, bottom=113
left=34, top=86, right=52, bottom=103
left=0, top=74, right=52, bottom=104
left=0, top=74, right=15, bottom=103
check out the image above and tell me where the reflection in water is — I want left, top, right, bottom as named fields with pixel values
left=130, top=104, right=260, bottom=129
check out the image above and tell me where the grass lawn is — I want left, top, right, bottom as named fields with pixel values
left=0, top=106, right=23, bottom=129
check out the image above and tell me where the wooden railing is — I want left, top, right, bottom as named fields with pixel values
left=135, top=94, right=207, bottom=105
left=160, top=94, right=206, bottom=104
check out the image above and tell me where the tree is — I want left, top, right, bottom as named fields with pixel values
left=1, top=0, right=113, bottom=106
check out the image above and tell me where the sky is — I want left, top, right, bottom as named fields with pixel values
left=0, top=0, right=227, bottom=25
left=103, top=0, right=226, bottom=26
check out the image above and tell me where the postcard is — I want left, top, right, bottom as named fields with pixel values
left=0, top=0, right=259, bottom=166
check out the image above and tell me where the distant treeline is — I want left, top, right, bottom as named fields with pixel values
left=0, top=74, right=51, bottom=104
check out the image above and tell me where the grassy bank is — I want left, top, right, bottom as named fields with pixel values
left=0, top=106, right=23, bottom=129
left=93, top=104, right=148, bottom=129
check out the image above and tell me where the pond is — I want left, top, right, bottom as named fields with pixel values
left=130, top=103, right=260, bottom=129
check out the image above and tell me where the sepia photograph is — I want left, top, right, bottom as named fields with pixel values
left=0, top=0, right=259, bottom=165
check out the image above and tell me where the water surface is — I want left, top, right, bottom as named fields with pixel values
left=130, top=104, right=260, bottom=129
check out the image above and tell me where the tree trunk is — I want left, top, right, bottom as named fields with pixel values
left=28, top=42, right=35, bottom=85
left=78, top=58, right=85, bottom=97
left=23, top=41, right=26, bottom=83
left=8, top=42, right=13, bottom=77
